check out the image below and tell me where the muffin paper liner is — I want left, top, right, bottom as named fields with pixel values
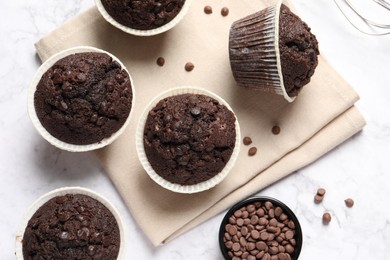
left=28, top=46, right=135, bottom=152
left=95, top=0, right=192, bottom=36
left=229, top=0, right=295, bottom=102
left=15, top=187, right=127, bottom=260
left=136, top=87, right=241, bottom=194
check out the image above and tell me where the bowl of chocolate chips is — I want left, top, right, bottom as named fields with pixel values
left=219, top=197, right=302, bottom=260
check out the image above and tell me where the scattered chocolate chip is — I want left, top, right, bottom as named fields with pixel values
left=248, top=147, right=257, bottom=156
left=243, top=136, right=252, bottom=145
left=344, top=198, right=354, bottom=208
left=156, top=57, right=165, bottom=66
left=322, top=212, right=331, bottom=225
left=185, top=62, right=194, bottom=71
left=272, top=125, right=281, bottom=135
left=221, top=7, right=229, bottom=16
left=204, top=5, right=212, bottom=14
left=314, top=194, right=323, bottom=204
left=317, top=188, right=326, bottom=196
left=314, top=188, right=326, bottom=204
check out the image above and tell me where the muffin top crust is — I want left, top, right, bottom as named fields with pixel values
left=143, top=93, right=236, bottom=185
left=34, top=52, right=132, bottom=145
left=22, top=194, right=120, bottom=259
left=101, top=0, right=186, bottom=30
left=279, top=4, right=319, bottom=97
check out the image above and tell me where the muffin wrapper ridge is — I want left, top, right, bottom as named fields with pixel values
left=229, top=0, right=295, bottom=102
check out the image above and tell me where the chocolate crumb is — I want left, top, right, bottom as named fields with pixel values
left=185, top=62, right=195, bottom=72
left=272, top=125, right=281, bottom=135
left=204, top=5, right=212, bottom=14
left=344, top=198, right=354, bottom=208
left=248, top=147, right=257, bottom=156
left=157, top=57, right=165, bottom=66
left=221, top=7, right=229, bottom=16
left=322, top=212, right=331, bottom=225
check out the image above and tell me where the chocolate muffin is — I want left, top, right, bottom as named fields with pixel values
left=143, top=93, right=236, bottom=185
left=278, top=4, right=319, bottom=97
left=22, top=194, right=120, bottom=259
left=229, top=3, right=319, bottom=100
left=34, top=52, right=133, bottom=145
left=100, top=0, right=186, bottom=30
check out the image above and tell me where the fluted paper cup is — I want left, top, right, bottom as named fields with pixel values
left=136, top=87, right=241, bottom=194
left=229, top=0, right=295, bottom=102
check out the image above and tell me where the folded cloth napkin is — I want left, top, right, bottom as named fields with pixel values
left=35, top=0, right=366, bottom=246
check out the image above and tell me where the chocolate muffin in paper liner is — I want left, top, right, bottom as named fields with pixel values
left=33, top=50, right=133, bottom=148
left=143, top=93, right=236, bottom=186
left=229, top=1, right=319, bottom=101
left=16, top=188, right=126, bottom=260
left=100, top=0, right=185, bottom=30
left=22, top=194, right=120, bottom=259
left=96, top=0, right=192, bottom=36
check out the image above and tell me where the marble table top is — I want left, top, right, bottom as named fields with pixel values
left=1, top=0, right=389, bottom=259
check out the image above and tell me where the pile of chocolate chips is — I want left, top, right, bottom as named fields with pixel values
left=222, top=200, right=298, bottom=260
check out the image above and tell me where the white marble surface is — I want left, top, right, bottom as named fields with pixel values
left=1, top=0, right=390, bottom=259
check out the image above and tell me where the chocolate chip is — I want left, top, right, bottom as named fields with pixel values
left=317, top=188, right=326, bottom=196
left=163, top=114, right=172, bottom=123
left=154, top=3, right=164, bottom=13
left=344, top=198, right=354, bottom=208
left=58, top=211, right=71, bottom=222
left=243, top=136, right=252, bottom=145
left=115, top=73, right=124, bottom=84
left=204, top=5, right=212, bottom=14
left=272, top=125, right=281, bottom=135
left=166, top=2, right=177, bottom=12
left=232, top=242, right=241, bottom=251
left=322, top=212, right=331, bottom=225
left=248, top=147, right=257, bottom=156
left=55, top=196, right=68, bottom=204
left=221, top=7, right=229, bottom=16
left=185, top=62, right=194, bottom=71
left=156, top=57, right=165, bottom=66
left=59, top=100, right=68, bottom=111
left=76, top=73, right=87, bottom=82
left=314, top=188, right=326, bottom=203
left=190, top=107, right=201, bottom=116
left=314, top=194, right=324, bottom=204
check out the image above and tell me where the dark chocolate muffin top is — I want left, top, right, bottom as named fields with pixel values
left=101, top=0, right=186, bottom=30
left=34, top=52, right=133, bottom=145
left=279, top=4, right=319, bottom=97
left=143, top=93, right=236, bottom=186
left=22, top=194, right=120, bottom=260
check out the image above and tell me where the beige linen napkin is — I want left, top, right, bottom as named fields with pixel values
left=35, top=0, right=366, bottom=246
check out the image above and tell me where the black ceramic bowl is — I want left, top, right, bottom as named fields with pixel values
left=219, top=196, right=303, bottom=260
